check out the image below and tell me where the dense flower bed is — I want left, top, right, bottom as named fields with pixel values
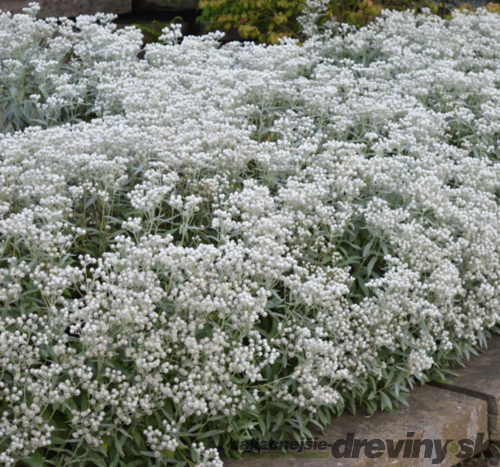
left=1, top=4, right=500, bottom=466
left=0, top=4, right=142, bottom=133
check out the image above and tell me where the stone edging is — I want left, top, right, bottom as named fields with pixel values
left=223, top=336, right=500, bottom=466
left=430, top=335, right=500, bottom=441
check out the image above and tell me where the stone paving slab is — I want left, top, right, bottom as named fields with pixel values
left=223, top=385, right=488, bottom=467
left=489, top=414, right=500, bottom=440
left=0, top=0, right=132, bottom=17
left=431, top=336, right=500, bottom=418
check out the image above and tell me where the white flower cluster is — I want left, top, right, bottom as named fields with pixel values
left=1, top=5, right=500, bottom=466
left=193, top=442, right=224, bottom=467
left=0, top=3, right=142, bottom=132
left=297, top=0, right=340, bottom=38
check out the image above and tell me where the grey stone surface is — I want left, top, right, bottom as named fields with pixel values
left=431, top=336, right=500, bottom=416
left=0, top=0, right=132, bottom=17
left=223, top=385, right=488, bottom=467
left=489, top=414, right=500, bottom=440
left=134, top=0, right=198, bottom=11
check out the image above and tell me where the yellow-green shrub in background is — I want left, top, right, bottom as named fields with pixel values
left=485, top=1, right=500, bottom=12
left=327, top=0, right=382, bottom=26
left=199, top=0, right=304, bottom=43
left=198, top=0, right=383, bottom=43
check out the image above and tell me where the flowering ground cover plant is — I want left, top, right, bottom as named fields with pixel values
left=2, top=3, right=500, bottom=466
left=0, top=4, right=142, bottom=133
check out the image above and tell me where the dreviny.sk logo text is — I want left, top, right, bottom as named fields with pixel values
left=234, top=432, right=489, bottom=464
